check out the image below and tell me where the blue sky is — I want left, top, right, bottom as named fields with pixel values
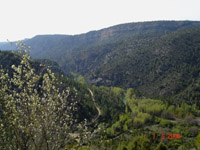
left=0, top=0, right=200, bottom=41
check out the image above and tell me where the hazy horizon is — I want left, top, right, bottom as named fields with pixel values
left=0, top=0, right=200, bottom=42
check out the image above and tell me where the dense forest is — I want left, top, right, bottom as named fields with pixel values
left=1, top=21, right=200, bottom=149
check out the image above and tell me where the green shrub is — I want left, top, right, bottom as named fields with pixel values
left=161, top=111, right=174, bottom=120
left=133, top=112, right=152, bottom=128
left=159, top=119, right=174, bottom=128
left=156, top=142, right=168, bottom=150
left=127, top=135, right=152, bottom=150
left=188, top=126, right=199, bottom=137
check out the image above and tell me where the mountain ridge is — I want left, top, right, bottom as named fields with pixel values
left=1, top=20, right=200, bottom=103
left=1, top=20, right=200, bottom=53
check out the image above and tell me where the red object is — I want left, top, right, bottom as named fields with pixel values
left=168, top=134, right=181, bottom=139
left=162, top=133, right=165, bottom=139
left=176, top=134, right=181, bottom=139
left=168, top=134, right=172, bottom=139
left=153, top=133, right=181, bottom=140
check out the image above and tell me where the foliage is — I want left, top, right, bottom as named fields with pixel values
left=0, top=43, right=89, bottom=150
left=133, top=112, right=152, bottom=128
left=156, top=142, right=168, bottom=150
left=161, top=111, right=174, bottom=120
left=188, top=126, right=199, bottom=137
left=127, top=135, right=152, bottom=150
left=125, top=88, right=165, bottom=115
left=195, top=133, right=200, bottom=149
left=171, top=103, right=200, bottom=118
left=159, top=119, right=174, bottom=128
left=1, top=23, right=200, bottom=149
left=185, top=116, right=198, bottom=126
left=91, top=86, right=125, bottom=125
left=1, top=22, right=200, bottom=104
left=45, top=25, right=200, bottom=105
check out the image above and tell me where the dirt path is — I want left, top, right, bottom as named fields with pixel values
left=69, top=88, right=101, bottom=139
left=87, top=88, right=101, bottom=125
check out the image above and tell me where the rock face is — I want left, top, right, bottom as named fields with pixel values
left=1, top=21, right=200, bottom=102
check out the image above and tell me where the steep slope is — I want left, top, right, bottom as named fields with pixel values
left=30, top=21, right=200, bottom=61
left=88, top=28, right=200, bottom=102
left=0, top=35, right=69, bottom=57
left=25, top=34, right=69, bottom=58
left=0, top=50, right=65, bottom=76
left=58, top=27, right=200, bottom=103
left=1, top=21, right=200, bottom=59
left=1, top=21, right=200, bottom=103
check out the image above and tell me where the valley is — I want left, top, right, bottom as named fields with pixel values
left=1, top=21, right=200, bottom=149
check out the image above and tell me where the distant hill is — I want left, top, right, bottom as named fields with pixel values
left=1, top=21, right=200, bottom=58
left=28, top=21, right=200, bottom=61
left=1, top=21, right=200, bottom=103
left=0, top=42, right=14, bottom=50
left=0, top=34, right=69, bottom=56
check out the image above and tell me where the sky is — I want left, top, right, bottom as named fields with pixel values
left=0, top=0, right=200, bottom=42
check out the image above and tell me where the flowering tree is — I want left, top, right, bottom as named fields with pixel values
left=0, top=42, right=89, bottom=150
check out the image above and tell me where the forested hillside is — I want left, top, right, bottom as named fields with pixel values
left=84, top=27, right=200, bottom=104
left=1, top=28, right=200, bottom=149
left=0, top=50, right=125, bottom=123
left=1, top=21, right=200, bottom=104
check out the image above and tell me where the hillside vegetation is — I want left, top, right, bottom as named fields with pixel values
left=1, top=21, right=200, bottom=104
left=1, top=21, right=200, bottom=149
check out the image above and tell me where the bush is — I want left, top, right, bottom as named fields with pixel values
left=156, top=142, right=168, bottom=150
left=185, top=116, right=198, bottom=126
left=159, top=119, right=174, bottom=128
left=188, top=126, right=199, bottom=137
left=161, top=111, right=174, bottom=120
left=195, top=133, right=200, bottom=149
left=106, top=127, right=115, bottom=137
left=133, top=112, right=152, bottom=128
left=0, top=43, right=89, bottom=150
left=127, top=135, right=152, bottom=150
